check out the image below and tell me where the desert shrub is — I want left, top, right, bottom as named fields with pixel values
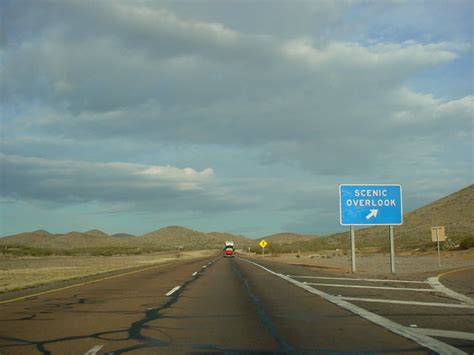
left=1, top=245, right=62, bottom=256
left=459, top=237, right=474, bottom=250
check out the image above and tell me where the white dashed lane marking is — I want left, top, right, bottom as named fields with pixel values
left=84, top=345, right=104, bottom=355
left=165, top=286, right=181, bottom=296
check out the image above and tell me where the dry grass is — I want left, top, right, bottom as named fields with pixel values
left=0, top=250, right=216, bottom=293
left=260, top=233, right=317, bottom=244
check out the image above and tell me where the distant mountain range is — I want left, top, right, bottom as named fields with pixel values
left=1, top=185, right=472, bottom=252
left=0, top=225, right=254, bottom=251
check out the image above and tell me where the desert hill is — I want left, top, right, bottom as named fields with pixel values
left=260, top=232, right=317, bottom=244
left=123, top=226, right=253, bottom=250
left=0, top=226, right=254, bottom=252
left=111, top=233, right=136, bottom=238
left=0, top=230, right=55, bottom=248
left=85, top=229, right=109, bottom=238
left=0, top=230, right=115, bottom=250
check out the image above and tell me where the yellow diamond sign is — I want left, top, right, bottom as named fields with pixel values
left=259, top=240, right=268, bottom=248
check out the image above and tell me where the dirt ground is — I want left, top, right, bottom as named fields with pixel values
left=251, top=249, right=474, bottom=279
left=0, top=250, right=216, bottom=293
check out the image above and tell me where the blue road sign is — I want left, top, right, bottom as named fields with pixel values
left=339, top=184, right=402, bottom=226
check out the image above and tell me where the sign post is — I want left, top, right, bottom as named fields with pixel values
left=437, top=228, right=440, bottom=268
left=389, top=225, right=395, bottom=273
left=350, top=226, right=356, bottom=273
left=339, top=184, right=403, bottom=274
left=431, top=226, right=446, bottom=268
left=259, top=240, right=268, bottom=257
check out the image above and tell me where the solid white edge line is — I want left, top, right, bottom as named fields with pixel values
left=410, top=328, right=474, bottom=341
left=84, top=345, right=104, bottom=355
left=339, top=296, right=474, bottom=309
left=427, top=277, right=474, bottom=305
left=165, top=285, right=181, bottom=296
left=240, top=258, right=466, bottom=355
left=291, top=276, right=428, bottom=284
left=304, top=283, right=438, bottom=292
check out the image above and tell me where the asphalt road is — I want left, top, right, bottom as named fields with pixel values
left=0, top=254, right=472, bottom=354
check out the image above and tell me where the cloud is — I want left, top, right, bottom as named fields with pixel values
left=0, top=154, right=247, bottom=212
left=4, top=12, right=470, bottom=175
left=1, top=1, right=472, bottom=235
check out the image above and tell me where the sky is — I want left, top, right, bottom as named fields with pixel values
left=1, top=0, right=473, bottom=238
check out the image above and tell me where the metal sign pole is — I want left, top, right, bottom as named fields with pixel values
left=350, top=226, right=356, bottom=273
left=389, top=225, right=395, bottom=274
left=436, top=228, right=441, bottom=268
left=262, top=246, right=264, bottom=257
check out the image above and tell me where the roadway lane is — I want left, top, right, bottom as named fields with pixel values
left=0, top=256, right=222, bottom=354
left=0, top=254, right=446, bottom=354
left=245, top=256, right=474, bottom=354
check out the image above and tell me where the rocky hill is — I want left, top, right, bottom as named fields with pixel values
left=85, top=229, right=109, bottom=238
left=0, top=230, right=115, bottom=250
left=0, top=226, right=254, bottom=252
left=121, top=226, right=253, bottom=250
left=259, top=232, right=317, bottom=244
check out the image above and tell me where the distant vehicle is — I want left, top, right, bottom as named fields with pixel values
left=223, top=241, right=235, bottom=257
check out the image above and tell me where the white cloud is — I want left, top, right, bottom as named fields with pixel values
left=0, top=154, right=243, bottom=212
left=3, top=31, right=471, bottom=180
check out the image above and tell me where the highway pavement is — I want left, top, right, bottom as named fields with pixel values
left=0, top=254, right=472, bottom=354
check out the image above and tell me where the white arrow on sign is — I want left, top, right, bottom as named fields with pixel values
left=366, top=209, right=378, bottom=220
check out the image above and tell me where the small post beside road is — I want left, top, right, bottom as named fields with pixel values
left=350, top=226, right=356, bottom=273
left=431, top=226, right=445, bottom=268
left=437, top=228, right=441, bottom=268
left=389, top=225, right=395, bottom=274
